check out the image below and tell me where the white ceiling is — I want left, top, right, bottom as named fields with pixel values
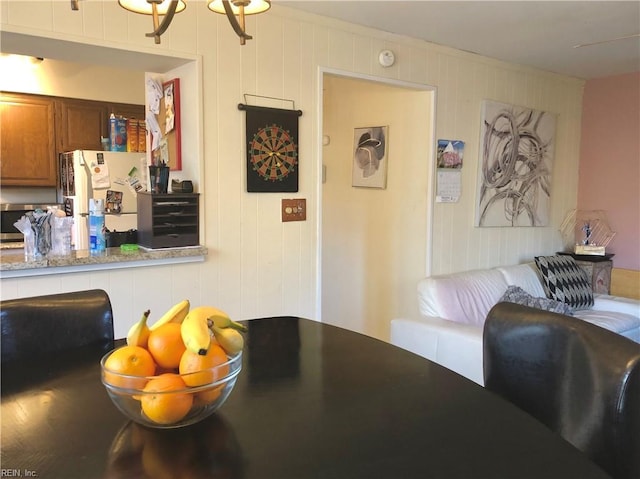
left=0, top=31, right=192, bottom=72
left=279, top=1, right=640, bottom=80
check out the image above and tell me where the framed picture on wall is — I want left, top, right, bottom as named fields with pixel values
left=352, top=126, right=388, bottom=189
left=475, top=100, right=556, bottom=227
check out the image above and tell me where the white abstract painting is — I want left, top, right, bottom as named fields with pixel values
left=352, top=126, right=388, bottom=189
left=475, top=100, right=556, bottom=227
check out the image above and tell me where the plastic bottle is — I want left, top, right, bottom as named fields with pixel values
left=89, top=198, right=106, bottom=254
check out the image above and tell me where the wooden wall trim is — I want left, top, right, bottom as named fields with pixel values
left=610, top=268, right=640, bottom=300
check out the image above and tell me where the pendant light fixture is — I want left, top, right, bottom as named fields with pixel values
left=118, top=0, right=186, bottom=44
left=208, top=0, right=271, bottom=45
left=70, top=0, right=270, bottom=45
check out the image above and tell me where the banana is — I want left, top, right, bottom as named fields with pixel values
left=180, top=306, right=212, bottom=356
left=208, top=315, right=248, bottom=333
left=212, top=325, right=244, bottom=355
left=192, top=306, right=230, bottom=326
left=149, top=299, right=190, bottom=331
left=126, top=310, right=151, bottom=347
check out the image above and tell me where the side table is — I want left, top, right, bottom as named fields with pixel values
left=558, top=252, right=614, bottom=294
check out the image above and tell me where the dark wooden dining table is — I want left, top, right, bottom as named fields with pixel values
left=1, top=316, right=610, bottom=479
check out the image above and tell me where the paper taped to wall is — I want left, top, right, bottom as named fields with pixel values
left=436, top=170, right=461, bottom=203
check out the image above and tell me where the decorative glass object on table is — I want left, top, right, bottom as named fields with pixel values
left=560, top=209, right=616, bottom=256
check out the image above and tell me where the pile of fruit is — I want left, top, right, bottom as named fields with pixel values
left=102, top=300, right=246, bottom=425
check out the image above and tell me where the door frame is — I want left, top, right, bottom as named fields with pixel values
left=315, top=66, right=438, bottom=320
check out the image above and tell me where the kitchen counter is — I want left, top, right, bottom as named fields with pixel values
left=0, top=245, right=207, bottom=278
left=0, top=242, right=24, bottom=250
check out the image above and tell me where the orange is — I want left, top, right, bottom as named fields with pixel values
left=179, top=343, right=229, bottom=387
left=194, top=386, right=223, bottom=406
left=103, top=345, right=156, bottom=390
left=140, top=373, right=193, bottom=425
left=147, top=322, right=186, bottom=370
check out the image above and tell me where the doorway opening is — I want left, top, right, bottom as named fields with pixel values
left=319, top=70, right=436, bottom=341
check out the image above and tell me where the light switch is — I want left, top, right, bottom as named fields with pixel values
left=282, top=199, right=306, bottom=222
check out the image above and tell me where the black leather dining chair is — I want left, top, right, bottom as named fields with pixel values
left=483, top=302, right=640, bottom=479
left=1, top=289, right=115, bottom=362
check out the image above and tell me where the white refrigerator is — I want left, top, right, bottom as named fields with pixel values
left=58, top=150, right=148, bottom=250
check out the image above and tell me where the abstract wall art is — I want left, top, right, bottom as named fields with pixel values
left=352, top=126, right=388, bottom=189
left=475, top=100, right=556, bottom=227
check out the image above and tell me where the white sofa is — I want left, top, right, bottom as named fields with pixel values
left=390, top=263, right=640, bottom=385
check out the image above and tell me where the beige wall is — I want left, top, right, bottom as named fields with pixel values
left=322, top=75, right=432, bottom=340
left=1, top=2, right=585, bottom=338
left=0, top=57, right=144, bottom=103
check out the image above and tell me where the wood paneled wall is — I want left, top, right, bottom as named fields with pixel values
left=1, top=2, right=588, bottom=339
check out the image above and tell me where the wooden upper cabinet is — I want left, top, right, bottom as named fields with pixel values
left=56, top=98, right=109, bottom=152
left=1, top=92, right=57, bottom=187
left=1, top=92, right=144, bottom=187
left=109, top=103, right=145, bottom=122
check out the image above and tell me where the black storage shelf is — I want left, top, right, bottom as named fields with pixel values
left=137, top=192, right=200, bottom=249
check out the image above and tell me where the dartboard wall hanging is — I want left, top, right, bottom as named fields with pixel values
left=243, top=104, right=300, bottom=192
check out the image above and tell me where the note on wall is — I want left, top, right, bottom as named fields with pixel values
left=436, top=170, right=461, bottom=203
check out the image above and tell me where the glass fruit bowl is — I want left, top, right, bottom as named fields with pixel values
left=100, top=349, right=242, bottom=429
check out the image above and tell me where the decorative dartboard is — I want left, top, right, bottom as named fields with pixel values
left=249, top=124, right=298, bottom=182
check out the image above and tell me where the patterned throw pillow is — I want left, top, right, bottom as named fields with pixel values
left=499, top=285, right=574, bottom=316
left=534, top=255, right=594, bottom=310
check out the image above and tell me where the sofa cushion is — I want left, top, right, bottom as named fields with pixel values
left=499, top=285, right=574, bottom=315
left=573, top=309, right=640, bottom=343
left=418, top=268, right=508, bottom=326
left=496, top=264, right=547, bottom=298
left=534, top=255, right=594, bottom=310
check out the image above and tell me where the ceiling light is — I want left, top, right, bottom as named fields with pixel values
left=208, top=0, right=271, bottom=45
left=70, top=0, right=269, bottom=46
left=118, top=0, right=186, bottom=15
left=118, top=0, right=186, bottom=44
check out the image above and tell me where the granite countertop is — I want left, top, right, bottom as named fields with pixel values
left=0, top=242, right=25, bottom=250
left=0, top=245, right=208, bottom=276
